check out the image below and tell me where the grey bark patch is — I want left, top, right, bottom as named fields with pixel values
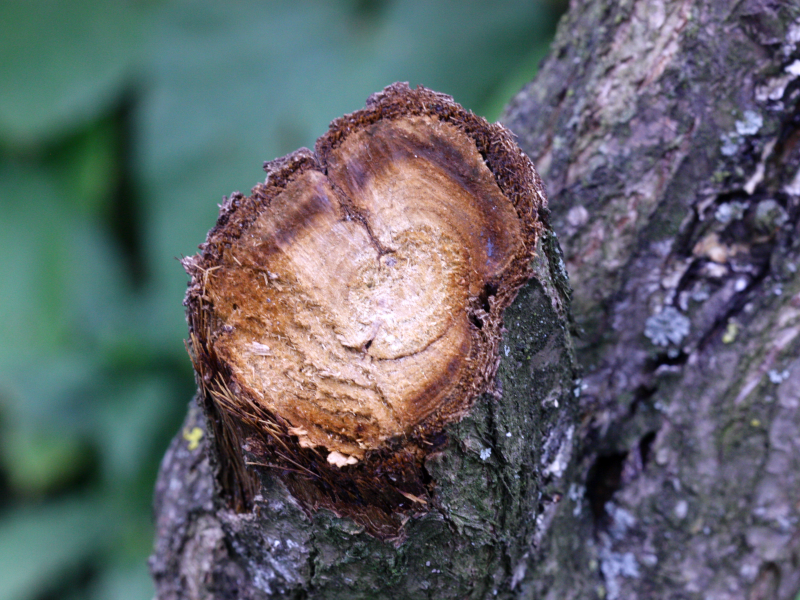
left=503, top=0, right=800, bottom=598
left=644, top=307, right=691, bottom=347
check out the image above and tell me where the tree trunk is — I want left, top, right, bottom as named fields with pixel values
left=151, top=1, right=800, bottom=599
left=502, top=0, right=800, bottom=598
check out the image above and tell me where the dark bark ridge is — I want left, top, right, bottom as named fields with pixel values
left=151, top=83, right=581, bottom=598
left=504, top=1, right=800, bottom=598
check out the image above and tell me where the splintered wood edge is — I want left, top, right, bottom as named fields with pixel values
left=183, top=83, right=547, bottom=538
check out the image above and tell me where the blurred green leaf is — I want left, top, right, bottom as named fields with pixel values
left=0, top=162, right=130, bottom=373
left=89, top=563, right=155, bottom=600
left=1, top=354, right=101, bottom=430
left=0, top=427, right=91, bottom=495
left=483, top=41, right=553, bottom=122
left=0, top=0, right=147, bottom=147
left=54, top=118, right=123, bottom=218
left=0, top=496, right=111, bottom=600
left=0, top=164, right=73, bottom=366
left=92, top=377, right=175, bottom=484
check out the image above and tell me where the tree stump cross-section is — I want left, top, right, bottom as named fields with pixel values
left=154, top=83, right=579, bottom=599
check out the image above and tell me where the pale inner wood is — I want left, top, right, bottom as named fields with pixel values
left=206, top=117, right=523, bottom=458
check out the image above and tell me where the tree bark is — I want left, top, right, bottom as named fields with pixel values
left=151, top=1, right=800, bottom=598
left=502, top=0, right=800, bottom=598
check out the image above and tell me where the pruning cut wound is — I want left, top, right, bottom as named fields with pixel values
left=183, top=83, right=546, bottom=539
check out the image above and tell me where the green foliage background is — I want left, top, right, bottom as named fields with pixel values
left=0, top=1, right=563, bottom=598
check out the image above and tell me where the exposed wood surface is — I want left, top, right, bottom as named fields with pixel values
left=152, top=83, right=579, bottom=600
left=193, top=116, right=526, bottom=458
left=161, top=84, right=577, bottom=584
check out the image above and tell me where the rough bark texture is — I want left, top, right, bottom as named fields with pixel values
left=502, top=0, right=800, bottom=598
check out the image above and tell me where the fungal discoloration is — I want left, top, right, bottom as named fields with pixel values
left=183, top=83, right=546, bottom=538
